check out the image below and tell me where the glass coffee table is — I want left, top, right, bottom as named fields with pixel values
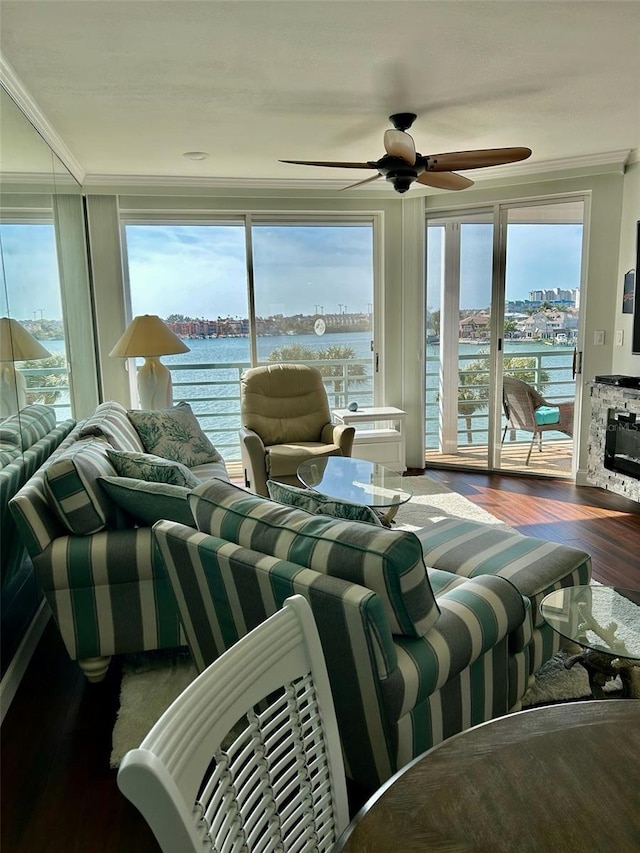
left=297, top=457, right=413, bottom=526
left=540, top=585, right=640, bottom=698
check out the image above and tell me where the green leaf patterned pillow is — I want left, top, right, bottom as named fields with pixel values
left=266, top=479, right=382, bottom=525
left=106, top=448, right=201, bottom=488
left=127, top=402, right=222, bottom=468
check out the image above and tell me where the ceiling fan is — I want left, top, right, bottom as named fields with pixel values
left=280, top=113, right=532, bottom=194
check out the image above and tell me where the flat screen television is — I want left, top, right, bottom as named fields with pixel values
left=633, top=220, right=640, bottom=354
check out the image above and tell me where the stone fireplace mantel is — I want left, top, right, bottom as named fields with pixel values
left=587, top=381, right=640, bottom=502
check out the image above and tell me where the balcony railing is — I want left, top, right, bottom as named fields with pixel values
left=426, top=346, right=575, bottom=450
left=17, top=346, right=574, bottom=465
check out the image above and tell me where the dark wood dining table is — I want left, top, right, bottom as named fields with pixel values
left=332, top=700, right=640, bottom=853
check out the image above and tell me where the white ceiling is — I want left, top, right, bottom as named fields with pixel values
left=1, top=0, right=639, bottom=190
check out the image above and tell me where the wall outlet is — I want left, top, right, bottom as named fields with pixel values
left=615, top=329, right=624, bottom=346
left=594, top=330, right=605, bottom=346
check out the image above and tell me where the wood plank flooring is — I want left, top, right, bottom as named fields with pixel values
left=2, top=473, right=639, bottom=852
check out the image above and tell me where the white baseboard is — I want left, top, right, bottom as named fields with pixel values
left=0, top=601, right=50, bottom=725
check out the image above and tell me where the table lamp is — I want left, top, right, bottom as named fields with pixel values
left=109, top=314, right=189, bottom=410
left=0, top=317, right=52, bottom=417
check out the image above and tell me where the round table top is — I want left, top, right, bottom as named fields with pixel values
left=333, top=701, right=640, bottom=853
left=540, top=585, right=640, bottom=661
left=297, top=456, right=412, bottom=509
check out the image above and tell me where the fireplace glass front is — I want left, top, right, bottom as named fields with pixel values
left=605, top=409, right=640, bottom=479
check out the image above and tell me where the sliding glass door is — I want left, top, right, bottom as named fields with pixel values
left=426, top=211, right=494, bottom=468
left=496, top=199, right=584, bottom=475
left=425, top=196, right=586, bottom=478
left=122, top=216, right=377, bottom=463
left=251, top=220, right=375, bottom=410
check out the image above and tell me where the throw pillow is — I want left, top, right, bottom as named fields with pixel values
left=43, top=439, right=124, bottom=535
left=106, top=449, right=201, bottom=488
left=97, top=476, right=195, bottom=527
left=534, top=405, right=560, bottom=425
left=78, top=400, right=146, bottom=452
left=128, top=402, right=222, bottom=467
left=266, top=479, right=382, bottom=526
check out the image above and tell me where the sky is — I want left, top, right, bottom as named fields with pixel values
left=426, top=222, right=584, bottom=309
left=2, top=220, right=583, bottom=323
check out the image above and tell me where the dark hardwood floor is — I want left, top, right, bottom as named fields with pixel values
left=2, top=472, right=639, bottom=852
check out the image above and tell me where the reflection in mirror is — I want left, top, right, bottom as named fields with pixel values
left=0, top=316, right=51, bottom=416
left=0, top=86, right=73, bottom=437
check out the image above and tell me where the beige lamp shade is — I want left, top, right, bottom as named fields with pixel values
left=109, top=315, right=189, bottom=410
left=0, top=316, right=52, bottom=362
left=109, top=314, right=190, bottom=358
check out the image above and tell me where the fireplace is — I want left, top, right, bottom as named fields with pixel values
left=605, top=409, right=640, bottom=480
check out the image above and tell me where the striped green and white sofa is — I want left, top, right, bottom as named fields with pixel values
left=414, top=518, right=592, bottom=676
left=153, top=478, right=536, bottom=791
left=9, top=401, right=229, bottom=683
left=1, top=405, right=76, bottom=676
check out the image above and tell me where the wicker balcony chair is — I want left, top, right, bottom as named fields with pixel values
left=502, top=375, right=574, bottom=465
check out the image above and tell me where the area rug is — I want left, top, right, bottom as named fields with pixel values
left=109, top=475, right=580, bottom=768
left=393, top=475, right=511, bottom=530
left=110, top=647, right=597, bottom=768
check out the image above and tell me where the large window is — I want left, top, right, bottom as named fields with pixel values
left=251, top=222, right=374, bottom=409
left=122, top=217, right=376, bottom=462
left=0, top=221, right=71, bottom=420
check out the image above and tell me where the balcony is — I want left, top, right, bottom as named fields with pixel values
left=18, top=345, right=574, bottom=478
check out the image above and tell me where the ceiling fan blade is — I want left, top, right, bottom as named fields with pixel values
left=279, top=159, right=374, bottom=169
left=417, top=171, right=474, bottom=190
left=425, top=147, right=532, bottom=172
left=340, top=174, right=382, bottom=191
left=383, top=129, right=416, bottom=165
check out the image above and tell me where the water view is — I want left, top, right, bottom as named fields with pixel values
left=37, top=332, right=575, bottom=462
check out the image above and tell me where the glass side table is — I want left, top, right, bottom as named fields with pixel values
left=297, top=456, right=412, bottom=526
left=540, top=585, right=640, bottom=698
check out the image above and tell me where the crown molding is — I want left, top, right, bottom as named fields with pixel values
left=0, top=52, right=85, bottom=185
left=464, top=149, right=632, bottom=182
left=82, top=149, right=633, bottom=194
left=81, top=173, right=387, bottom=191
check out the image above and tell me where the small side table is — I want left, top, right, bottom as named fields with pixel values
left=332, top=406, right=407, bottom=473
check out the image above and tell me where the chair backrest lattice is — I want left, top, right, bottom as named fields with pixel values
left=117, top=596, right=349, bottom=853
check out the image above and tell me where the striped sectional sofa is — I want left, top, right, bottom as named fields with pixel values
left=151, top=477, right=591, bottom=791
left=9, top=401, right=229, bottom=683
left=1, top=405, right=76, bottom=675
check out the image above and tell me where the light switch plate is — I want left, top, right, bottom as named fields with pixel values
left=594, top=330, right=605, bottom=346
left=615, top=329, right=624, bottom=346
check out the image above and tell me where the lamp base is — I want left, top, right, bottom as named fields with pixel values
left=0, top=364, right=27, bottom=419
left=137, top=357, right=173, bottom=410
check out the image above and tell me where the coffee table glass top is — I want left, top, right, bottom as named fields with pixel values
left=297, top=457, right=413, bottom=509
left=540, top=585, right=640, bottom=661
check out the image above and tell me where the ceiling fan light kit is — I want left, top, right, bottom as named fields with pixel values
left=280, top=113, right=532, bottom=194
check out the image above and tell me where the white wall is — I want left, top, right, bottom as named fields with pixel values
left=612, top=161, right=640, bottom=374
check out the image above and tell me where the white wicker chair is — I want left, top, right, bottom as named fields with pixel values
left=502, top=374, right=574, bottom=465
left=117, top=595, right=349, bottom=853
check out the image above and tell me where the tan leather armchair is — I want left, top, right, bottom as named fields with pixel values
left=239, top=363, right=355, bottom=496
